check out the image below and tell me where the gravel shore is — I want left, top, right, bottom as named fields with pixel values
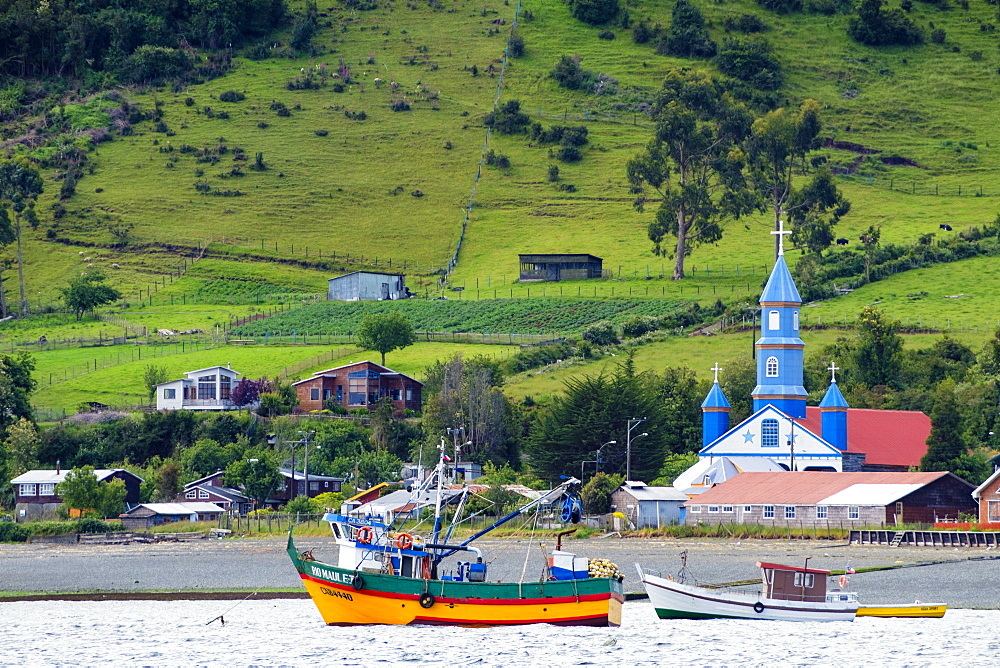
left=3, top=535, right=999, bottom=607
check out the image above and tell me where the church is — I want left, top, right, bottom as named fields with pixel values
left=674, top=226, right=931, bottom=493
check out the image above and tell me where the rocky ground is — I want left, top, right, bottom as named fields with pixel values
left=2, top=535, right=998, bottom=607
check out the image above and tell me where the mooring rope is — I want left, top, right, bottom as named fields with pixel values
left=205, top=591, right=259, bottom=626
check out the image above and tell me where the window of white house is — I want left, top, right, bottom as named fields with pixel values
left=766, top=356, right=779, bottom=377
left=793, top=310, right=799, bottom=331
left=785, top=506, right=796, bottom=519
left=763, top=505, right=775, bottom=519
left=186, top=490, right=198, bottom=499
left=197, top=375, right=216, bottom=400
left=708, top=506, right=719, bottom=513
left=690, top=505, right=702, bottom=513
left=769, top=310, right=780, bottom=330
left=990, top=501, right=1000, bottom=523
left=849, top=506, right=859, bottom=520
left=816, top=506, right=828, bottom=519
left=793, top=572, right=815, bottom=588
left=762, top=419, right=779, bottom=447
left=199, top=489, right=210, bottom=499
left=163, top=388, right=176, bottom=399
left=39, top=483, right=55, bottom=495
left=744, top=505, right=752, bottom=513
left=310, top=388, right=320, bottom=401
left=722, top=506, right=733, bottom=513
left=19, top=483, right=36, bottom=496
left=219, top=375, right=231, bottom=400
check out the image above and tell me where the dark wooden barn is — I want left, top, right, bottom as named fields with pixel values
left=518, top=254, right=603, bottom=282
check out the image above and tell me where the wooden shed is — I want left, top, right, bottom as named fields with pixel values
left=518, top=254, right=603, bottom=282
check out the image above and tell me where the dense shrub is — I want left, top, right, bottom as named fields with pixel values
left=0, top=523, right=29, bottom=542
left=931, top=27, right=946, bottom=43
left=582, top=320, right=619, bottom=346
left=755, top=0, right=802, bottom=12
left=598, top=29, right=616, bottom=39
left=219, top=90, right=246, bottom=103
left=556, top=146, right=583, bottom=162
left=658, top=0, right=717, bottom=58
left=847, top=0, right=923, bottom=45
left=483, top=99, right=530, bottom=134
left=547, top=165, right=560, bottom=181
left=570, top=0, right=619, bottom=25
left=632, top=19, right=659, bottom=44
left=509, top=33, right=525, bottom=57
left=119, top=46, right=192, bottom=84
left=529, top=124, right=589, bottom=146
left=502, top=342, right=575, bottom=374
left=551, top=55, right=587, bottom=90
left=715, top=36, right=783, bottom=91
left=621, top=315, right=660, bottom=338
left=724, top=13, right=769, bottom=32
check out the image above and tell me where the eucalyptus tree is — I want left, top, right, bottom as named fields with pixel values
left=0, top=158, right=43, bottom=316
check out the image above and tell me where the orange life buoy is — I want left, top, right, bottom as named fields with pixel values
left=838, top=574, right=848, bottom=588
left=395, top=533, right=413, bottom=550
left=356, top=526, right=374, bottom=544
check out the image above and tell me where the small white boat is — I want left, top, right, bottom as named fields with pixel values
left=638, top=555, right=859, bottom=622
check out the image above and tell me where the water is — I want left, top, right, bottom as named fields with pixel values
left=1, top=599, right=995, bottom=665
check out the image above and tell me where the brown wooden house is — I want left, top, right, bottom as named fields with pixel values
left=264, top=468, right=345, bottom=508
left=973, top=466, right=1000, bottom=524
left=183, top=471, right=253, bottom=515
left=11, top=468, right=143, bottom=522
left=292, top=361, right=422, bottom=413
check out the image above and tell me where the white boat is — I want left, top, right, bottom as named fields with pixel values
left=638, top=556, right=859, bottom=622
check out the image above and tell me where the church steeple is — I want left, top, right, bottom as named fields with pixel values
left=752, top=220, right=807, bottom=418
left=702, top=363, right=730, bottom=447
left=820, top=362, right=849, bottom=450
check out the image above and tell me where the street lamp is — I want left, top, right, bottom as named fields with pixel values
left=446, top=427, right=471, bottom=482
left=581, top=440, right=617, bottom=480
left=626, top=417, right=648, bottom=481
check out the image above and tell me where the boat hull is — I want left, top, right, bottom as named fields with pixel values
left=642, top=573, right=857, bottom=622
left=290, top=543, right=624, bottom=627
left=856, top=603, right=946, bottom=618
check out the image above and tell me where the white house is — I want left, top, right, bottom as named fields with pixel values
left=155, top=365, right=258, bottom=411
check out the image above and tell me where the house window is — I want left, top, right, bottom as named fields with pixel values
left=766, top=356, right=779, bottom=377
left=769, top=310, right=780, bottom=330
left=793, top=572, right=815, bottom=588
left=323, top=388, right=332, bottom=400
left=761, top=419, right=779, bottom=448
left=763, top=505, right=775, bottom=519
left=816, top=506, right=828, bottom=519
left=744, top=505, right=752, bottom=513
left=337, top=385, right=343, bottom=402
left=708, top=506, right=719, bottom=513
left=990, top=501, right=1000, bottom=523
left=722, top=506, right=733, bottom=513
left=785, top=506, right=796, bottom=519
left=389, top=388, right=401, bottom=401
left=220, top=375, right=231, bottom=400
left=163, top=388, right=176, bottom=399
left=310, top=482, right=319, bottom=492
left=310, top=388, right=320, bottom=401
left=40, top=483, right=55, bottom=495
left=793, top=310, right=799, bottom=331
left=19, top=483, right=36, bottom=496
left=849, top=506, right=859, bottom=520
left=197, top=375, right=216, bottom=400
left=348, top=373, right=368, bottom=405
left=406, top=388, right=413, bottom=401
left=199, top=489, right=210, bottom=499
left=186, top=490, right=198, bottom=499
left=690, top=505, right=701, bottom=513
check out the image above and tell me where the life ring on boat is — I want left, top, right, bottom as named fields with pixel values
left=356, top=526, right=375, bottom=544
left=352, top=574, right=365, bottom=591
left=839, top=575, right=848, bottom=588
left=419, top=592, right=435, bottom=609
left=396, top=533, right=414, bottom=550
left=753, top=601, right=765, bottom=614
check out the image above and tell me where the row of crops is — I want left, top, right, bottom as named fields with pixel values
left=229, top=298, right=688, bottom=335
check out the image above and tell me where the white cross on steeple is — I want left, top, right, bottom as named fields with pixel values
left=771, top=219, right=792, bottom=256
left=711, top=362, right=722, bottom=384
left=827, top=361, right=840, bottom=383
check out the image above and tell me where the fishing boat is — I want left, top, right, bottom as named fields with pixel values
left=638, top=553, right=859, bottom=622
left=287, top=443, right=624, bottom=627
left=856, top=602, right=947, bottom=618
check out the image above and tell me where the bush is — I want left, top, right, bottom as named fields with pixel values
left=184, top=97, right=195, bottom=106
left=119, top=46, right=192, bottom=84
left=621, top=315, right=659, bottom=338
left=715, top=36, right=783, bottom=91
left=570, top=0, right=619, bottom=25
left=483, top=99, right=529, bottom=134
left=509, top=33, right=525, bottom=57
left=930, top=28, right=946, bottom=42
left=632, top=19, right=658, bottom=43
left=315, top=129, right=329, bottom=136
left=582, top=320, right=619, bottom=345
left=551, top=55, right=586, bottom=90
left=659, top=0, right=717, bottom=57
left=219, top=90, right=245, bottom=103
left=724, top=13, right=769, bottom=32
left=548, top=164, right=560, bottom=181
left=0, top=522, right=29, bottom=542
left=557, top=145, right=583, bottom=162
left=598, top=29, right=615, bottom=39
left=847, top=0, right=923, bottom=45
left=755, top=0, right=802, bottom=12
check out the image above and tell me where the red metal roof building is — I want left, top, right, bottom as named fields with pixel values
left=800, top=407, right=931, bottom=470
left=683, top=471, right=976, bottom=528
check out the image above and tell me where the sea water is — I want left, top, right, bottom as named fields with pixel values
left=0, top=599, right=995, bottom=666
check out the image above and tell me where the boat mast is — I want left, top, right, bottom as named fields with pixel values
left=431, top=437, right=447, bottom=546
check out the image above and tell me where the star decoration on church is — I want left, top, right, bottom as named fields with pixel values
left=785, top=432, right=798, bottom=444
left=743, top=430, right=754, bottom=443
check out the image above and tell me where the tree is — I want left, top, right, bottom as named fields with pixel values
left=356, top=449, right=404, bottom=489
left=921, top=379, right=966, bottom=472
left=231, top=378, right=261, bottom=408
left=356, top=310, right=415, bottom=366
left=0, top=207, right=16, bottom=318
left=651, top=452, right=699, bottom=486
left=179, top=438, right=227, bottom=477
left=56, top=466, right=127, bottom=518
left=143, top=365, right=168, bottom=405
left=225, top=448, right=282, bottom=509
left=0, top=158, right=44, bottom=317
left=787, top=168, right=851, bottom=255
left=153, top=460, right=182, bottom=502
left=483, top=99, right=531, bottom=135
left=859, top=224, right=881, bottom=283
left=570, top=0, right=619, bottom=25
left=853, top=306, right=902, bottom=389
left=61, top=271, right=121, bottom=320
left=659, top=0, right=716, bottom=58
left=3, top=417, right=38, bottom=475
left=0, top=351, right=36, bottom=433
left=848, top=0, right=923, bottom=46
left=627, top=69, right=754, bottom=279
left=580, top=472, right=624, bottom=514
left=715, top=36, right=783, bottom=91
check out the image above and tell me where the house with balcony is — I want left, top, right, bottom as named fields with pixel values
left=292, top=361, right=422, bottom=413
left=183, top=471, right=254, bottom=515
left=155, top=365, right=258, bottom=411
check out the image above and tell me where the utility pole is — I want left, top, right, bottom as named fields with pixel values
left=626, top=418, right=648, bottom=482
left=299, top=429, right=316, bottom=499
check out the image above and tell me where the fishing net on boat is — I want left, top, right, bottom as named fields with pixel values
left=588, top=558, right=624, bottom=581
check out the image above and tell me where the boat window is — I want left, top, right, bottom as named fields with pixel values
left=793, top=572, right=815, bottom=588
left=330, top=523, right=341, bottom=538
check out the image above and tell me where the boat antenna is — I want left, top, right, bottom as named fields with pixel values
left=431, top=437, right=447, bottom=547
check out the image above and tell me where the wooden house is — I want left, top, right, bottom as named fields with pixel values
left=11, top=468, right=143, bottom=522
left=292, top=360, right=422, bottom=413
left=264, top=468, right=345, bottom=508
left=683, top=471, right=976, bottom=528
left=120, top=502, right=224, bottom=530
left=973, top=467, right=1000, bottom=524
left=183, top=471, right=253, bottom=515
left=518, top=254, right=603, bottom=282
left=328, top=271, right=409, bottom=301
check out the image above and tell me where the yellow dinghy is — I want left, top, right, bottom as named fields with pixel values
left=856, top=603, right=947, bottom=618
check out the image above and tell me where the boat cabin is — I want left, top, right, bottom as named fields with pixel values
left=757, top=561, right=830, bottom=602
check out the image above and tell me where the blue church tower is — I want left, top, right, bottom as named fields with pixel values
left=752, top=223, right=807, bottom=418
left=820, top=362, right=849, bottom=450
left=701, top=363, right=730, bottom=447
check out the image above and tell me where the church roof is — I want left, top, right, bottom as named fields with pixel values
left=701, top=382, right=730, bottom=409
left=686, top=471, right=953, bottom=506
left=760, top=255, right=801, bottom=304
left=818, top=381, right=849, bottom=409
left=801, top=407, right=930, bottom=468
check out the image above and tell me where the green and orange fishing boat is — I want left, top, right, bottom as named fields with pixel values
left=288, top=444, right=624, bottom=627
